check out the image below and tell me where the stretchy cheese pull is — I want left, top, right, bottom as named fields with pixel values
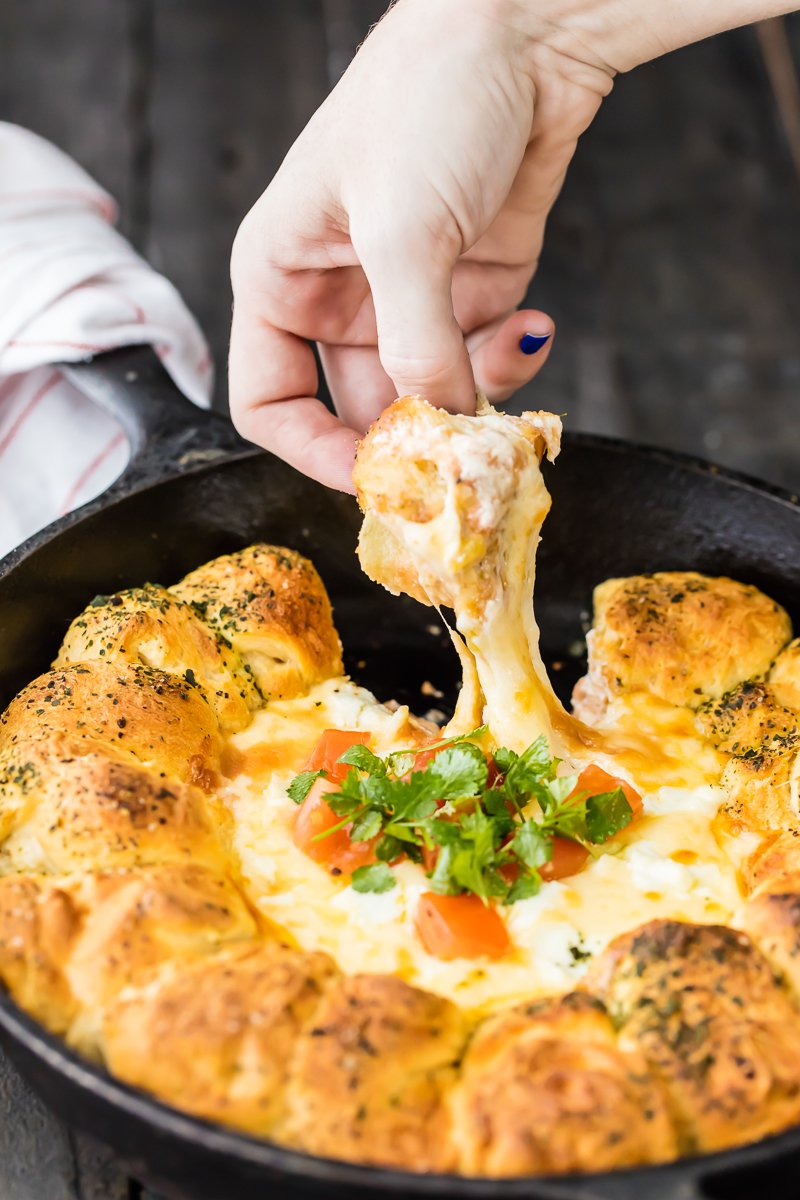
left=353, top=394, right=598, bottom=759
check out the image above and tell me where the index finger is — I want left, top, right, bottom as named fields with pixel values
left=229, top=304, right=359, bottom=494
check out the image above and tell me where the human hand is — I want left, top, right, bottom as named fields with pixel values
left=230, top=0, right=613, bottom=490
left=230, top=0, right=797, bottom=492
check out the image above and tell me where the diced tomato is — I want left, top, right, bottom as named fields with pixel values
left=568, top=764, right=643, bottom=818
left=415, top=892, right=511, bottom=960
left=496, top=832, right=588, bottom=884
left=538, top=836, right=590, bottom=881
left=498, top=858, right=519, bottom=885
left=421, top=842, right=439, bottom=873
left=408, top=740, right=446, bottom=775
left=304, top=729, right=368, bottom=785
left=293, top=776, right=377, bottom=875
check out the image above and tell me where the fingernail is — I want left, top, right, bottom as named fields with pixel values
left=519, top=332, right=551, bottom=356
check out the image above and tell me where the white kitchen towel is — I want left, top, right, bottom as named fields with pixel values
left=0, top=122, right=213, bottom=560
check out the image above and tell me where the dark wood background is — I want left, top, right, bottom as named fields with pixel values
left=1, top=2, right=800, bottom=1196
left=3, top=1, right=800, bottom=488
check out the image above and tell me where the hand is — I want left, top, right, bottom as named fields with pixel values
left=230, top=0, right=611, bottom=490
left=230, top=0, right=797, bottom=492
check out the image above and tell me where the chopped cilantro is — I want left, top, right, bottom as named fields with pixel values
left=512, top=819, right=552, bottom=871
left=287, top=730, right=635, bottom=903
left=338, top=743, right=387, bottom=776
left=585, top=788, right=634, bottom=843
left=351, top=863, right=396, bottom=893
left=505, top=873, right=541, bottom=904
left=424, top=742, right=488, bottom=798
left=349, top=809, right=383, bottom=842
left=287, top=769, right=326, bottom=805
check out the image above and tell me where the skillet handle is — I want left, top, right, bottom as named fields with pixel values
left=62, top=344, right=249, bottom=495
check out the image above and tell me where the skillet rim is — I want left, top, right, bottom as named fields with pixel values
left=2, top=424, right=800, bottom=581
left=1, top=429, right=800, bottom=1196
left=1, top=986, right=800, bottom=1199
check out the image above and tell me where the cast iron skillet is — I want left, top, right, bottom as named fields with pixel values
left=1, top=346, right=800, bottom=1200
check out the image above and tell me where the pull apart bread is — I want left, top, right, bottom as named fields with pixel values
left=1, top=400, right=800, bottom=1176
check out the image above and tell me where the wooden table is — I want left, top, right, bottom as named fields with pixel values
left=0, top=3, right=799, bottom=1195
left=2, top=0, right=799, bottom=491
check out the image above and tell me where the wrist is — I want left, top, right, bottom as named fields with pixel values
left=493, top=0, right=662, bottom=77
left=501, top=0, right=800, bottom=75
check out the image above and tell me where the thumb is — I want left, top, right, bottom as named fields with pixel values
left=357, top=233, right=476, bottom=415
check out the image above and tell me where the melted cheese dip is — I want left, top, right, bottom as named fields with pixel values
left=222, top=678, right=745, bottom=1016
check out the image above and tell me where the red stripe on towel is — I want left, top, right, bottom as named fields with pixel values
left=59, top=430, right=126, bottom=514
left=0, top=371, right=60, bottom=459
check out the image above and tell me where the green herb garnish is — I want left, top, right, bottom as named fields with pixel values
left=288, top=732, right=634, bottom=901
left=351, top=863, right=396, bottom=894
left=287, top=769, right=326, bottom=805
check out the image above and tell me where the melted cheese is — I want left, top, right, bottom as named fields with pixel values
left=586, top=692, right=725, bottom=791
left=213, top=398, right=749, bottom=1015
left=353, top=397, right=592, bottom=758
left=352, top=397, right=724, bottom=788
left=222, top=679, right=744, bottom=1015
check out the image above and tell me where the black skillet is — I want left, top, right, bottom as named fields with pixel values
left=1, top=345, right=800, bottom=1200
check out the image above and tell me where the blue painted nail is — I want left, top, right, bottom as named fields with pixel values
left=519, top=332, right=551, bottom=355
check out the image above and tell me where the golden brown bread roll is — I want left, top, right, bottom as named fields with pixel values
left=697, top=681, right=798, bottom=758
left=713, top=750, right=800, bottom=897
left=352, top=395, right=557, bottom=609
left=717, top=750, right=797, bottom=837
left=742, top=832, right=800, bottom=895
left=0, top=750, right=226, bottom=875
left=587, top=919, right=800, bottom=1152
left=707, top=699, right=800, bottom=893
left=171, top=545, right=343, bottom=700
left=449, top=991, right=678, bottom=1175
left=0, top=662, right=222, bottom=811
left=352, top=394, right=580, bottom=755
left=0, top=864, right=258, bottom=1053
left=0, top=875, right=79, bottom=1035
left=769, top=638, right=800, bottom=710
left=352, top=393, right=560, bottom=613
left=697, top=651, right=800, bottom=895
left=581, top=573, right=791, bottom=711
left=55, top=584, right=260, bottom=731
left=739, top=889, right=800, bottom=994
left=285, top=974, right=467, bottom=1172
left=104, top=942, right=337, bottom=1135
left=64, top=864, right=258, bottom=1010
